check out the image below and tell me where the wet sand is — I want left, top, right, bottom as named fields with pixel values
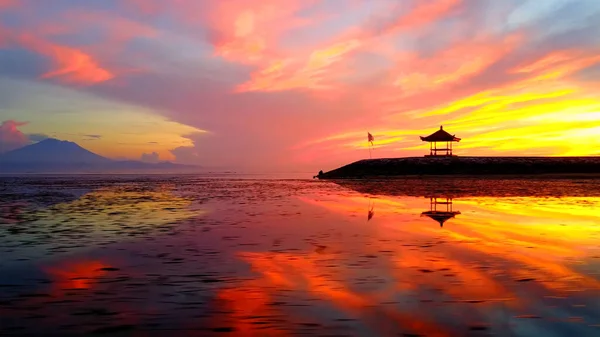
left=1, top=176, right=599, bottom=336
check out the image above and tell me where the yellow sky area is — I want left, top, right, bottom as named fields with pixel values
left=332, top=86, right=600, bottom=155
left=3, top=78, right=204, bottom=161
left=77, top=115, right=202, bottom=161
left=301, top=49, right=600, bottom=157
left=29, top=111, right=201, bottom=161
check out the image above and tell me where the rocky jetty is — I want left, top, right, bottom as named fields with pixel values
left=318, top=156, right=600, bottom=179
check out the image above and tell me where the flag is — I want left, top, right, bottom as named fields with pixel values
left=367, top=132, right=374, bottom=145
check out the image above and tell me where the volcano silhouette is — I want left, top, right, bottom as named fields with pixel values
left=1, top=139, right=111, bottom=165
left=0, top=139, right=197, bottom=173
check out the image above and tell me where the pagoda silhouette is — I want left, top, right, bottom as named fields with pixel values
left=420, top=125, right=461, bottom=157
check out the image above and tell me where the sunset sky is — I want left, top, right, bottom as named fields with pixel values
left=1, top=0, right=599, bottom=171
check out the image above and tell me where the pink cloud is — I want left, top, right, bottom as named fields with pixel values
left=0, top=0, right=15, bottom=10
left=206, top=0, right=317, bottom=64
left=31, top=38, right=114, bottom=84
left=0, top=4, right=157, bottom=85
left=359, top=0, right=462, bottom=38
left=236, top=0, right=464, bottom=93
left=391, top=34, right=523, bottom=95
left=0, top=120, right=30, bottom=153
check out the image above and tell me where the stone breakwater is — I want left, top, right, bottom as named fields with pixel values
left=318, top=156, right=600, bottom=179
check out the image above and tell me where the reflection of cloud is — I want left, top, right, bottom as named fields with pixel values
left=304, top=190, right=600, bottom=291
left=332, top=179, right=600, bottom=198
left=0, top=182, right=203, bottom=262
left=44, top=259, right=110, bottom=295
left=41, top=187, right=199, bottom=228
left=232, top=251, right=450, bottom=336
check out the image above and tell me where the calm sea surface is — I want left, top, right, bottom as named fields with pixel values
left=1, top=176, right=600, bottom=336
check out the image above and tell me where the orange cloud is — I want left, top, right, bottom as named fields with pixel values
left=393, top=34, right=522, bottom=94
left=397, top=0, right=461, bottom=30
left=238, top=0, right=463, bottom=93
left=238, top=39, right=362, bottom=92
left=17, top=33, right=114, bottom=84
left=1, top=6, right=157, bottom=85
left=513, top=51, right=600, bottom=82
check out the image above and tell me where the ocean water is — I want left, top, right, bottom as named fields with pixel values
left=1, top=176, right=600, bottom=336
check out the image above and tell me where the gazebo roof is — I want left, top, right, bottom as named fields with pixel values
left=420, top=126, right=461, bottom=142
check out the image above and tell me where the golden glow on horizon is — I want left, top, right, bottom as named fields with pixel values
left=295, top=36, right=600, bottom=161
left=303, top=77, right=600, bottom=156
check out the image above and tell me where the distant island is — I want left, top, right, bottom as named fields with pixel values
left=316, top=126, right=600, bottom=179
left=0, top=138, right=199, bottom=174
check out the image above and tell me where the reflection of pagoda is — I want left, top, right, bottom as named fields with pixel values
left=421, top=197, right=461, bottom=227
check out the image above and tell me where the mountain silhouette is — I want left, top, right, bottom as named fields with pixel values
left=0, top=138, right=111, bottom=164
left=0, top=139, right=198, bottom=173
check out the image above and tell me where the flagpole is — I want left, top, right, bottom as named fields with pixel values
left=369, top=142, right=372, bottom=159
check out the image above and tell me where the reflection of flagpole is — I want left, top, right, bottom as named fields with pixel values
left=367, top=197, right=375, bottom=221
